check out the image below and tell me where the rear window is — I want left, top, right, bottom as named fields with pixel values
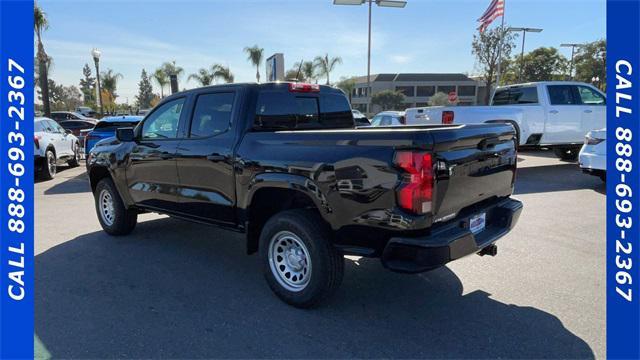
left=492, top=86, right=539, bottom=105
left=94, top=121, right=139, bottom=132
left=255, top=91, right=353, bottom=130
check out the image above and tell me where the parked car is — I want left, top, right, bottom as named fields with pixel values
left=58, top=119, right=97, bottom=146
left=87, top=82, right=522, bottom=307
left=51, top=111, right=98, bottom=123
left=404, top=81, right=606, bottom=160
left=34, top=117, right=81, bottom=179
left=369, top=111, right=405, bottom=126
left=579, top=128, right=606, bottom=182
left=84, top=115, right=143, bottom=154
left=352, top=109, right=369, bottom=126
left=75, top=106, right=97, bottom=117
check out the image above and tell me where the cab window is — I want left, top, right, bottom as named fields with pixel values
left=547, top=85, right=580, bottom=105
left=577, top=86, right=606, bottom=105
left=189, top=92, right=235, bottom=137
left=141, top=98, right=185, bottom=139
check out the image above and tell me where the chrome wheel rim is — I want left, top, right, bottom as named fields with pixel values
left=47, top=152, right=56, bottom=176
left=268, top=231, right=311, bottom=292
left=99, top=189, right=115, bottom=226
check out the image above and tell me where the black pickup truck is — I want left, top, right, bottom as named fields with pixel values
left=87, top=82, right=522, bottom=307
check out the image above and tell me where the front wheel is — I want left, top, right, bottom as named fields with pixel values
left=259, top=209, right=344, bottom=308
left=40, top=150, right=56, bottom=180
left=94, top=178, right=137, bottom=235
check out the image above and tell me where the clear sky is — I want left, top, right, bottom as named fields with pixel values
left=39, top=0, right=606, bottom=103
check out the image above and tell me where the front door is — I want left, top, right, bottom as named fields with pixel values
left=127, top=97, right=186, bottom=212
left=175, top=91, right=238, bottom=224
left=542, top=84, right=584, bottom=144
left=576, top=85, right=606, bottom=134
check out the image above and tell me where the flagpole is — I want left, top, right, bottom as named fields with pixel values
left=491, top=0, right=506, bottom=104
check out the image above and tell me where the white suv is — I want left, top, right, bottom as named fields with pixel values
left=34, top=117, right=81, bottom=179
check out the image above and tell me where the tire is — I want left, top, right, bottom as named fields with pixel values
left=553, top=147, right=579, bottom=161
left=68, top=142, right=80, bottom=167
left=40, top=149, right=56, bottom=180
left=94, top=177, right=137, bottom=236
left=259, top=209, right=344, bottom=308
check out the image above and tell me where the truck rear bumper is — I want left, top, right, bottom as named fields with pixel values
left=381, top=198, right=523, bottom=273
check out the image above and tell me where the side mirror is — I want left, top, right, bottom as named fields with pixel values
left=116, top=127, right=135, bottom=142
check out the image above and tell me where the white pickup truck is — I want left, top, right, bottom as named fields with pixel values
left=404, top=81, right=606, bottom=160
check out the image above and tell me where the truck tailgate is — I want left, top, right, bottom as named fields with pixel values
left=429, top=123, right=517, bottom=222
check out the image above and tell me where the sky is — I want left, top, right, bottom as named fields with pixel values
left=39, top=0, right=606, bottom=104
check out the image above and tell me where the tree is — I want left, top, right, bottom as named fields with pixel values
left=211, top=64, right=234, bottom=83
left=301, top=61, right=316, bottom=83
left=371, top=90, right=405, bottom=111
left=100, top=69, right=123, bottom=100
left=59, top=85, right=83, bottom=111
left=100, top=89, right=116, bottom=114
left=336, top=77, right=356, bottom=103
left=244, top=45, right=264, bottom=83
left=471, top=26, right=517, bottom=104
left=79, top=63, right=96, bottom=106
left=153, top=69, right=168, bottom=98
left=188, top=67, right=215, bottom=86
left=428, top=92, right=450, bottom=106
left=510, top=47, right=568, bottom=83
left=314, top=54, right=342, bottom=85
left=285, top=68, right=305, bottom=82
left=35, top=2, right=51, bottom=116
left=161, top=61, right=184, bottom=80
left=573, top=39, right=606, bottom=90
left=136, top=69, right=154, bottom=109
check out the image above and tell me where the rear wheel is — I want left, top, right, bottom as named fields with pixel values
left=68, top=142, right=80, bottom=167
left=259, top=209, right=344, bottom=308
left=553, top=147, right=579, bottom=161
left=40, top=149, right=56, bottom=180
left=94, top=178, right=137, bottom=235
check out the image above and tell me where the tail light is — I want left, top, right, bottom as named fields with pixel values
left=34, top=135, right=41, bottom=149
left=289, top=83, right=320, bottom=93
left=394, top=151, right=434, bottom=214
left=442, top=111, right=454, bottom=124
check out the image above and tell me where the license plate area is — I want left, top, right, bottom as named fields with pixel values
left=469, top=212, right=486, bottom=234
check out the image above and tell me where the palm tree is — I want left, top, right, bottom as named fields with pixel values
left=292, top=61, right=317, bottom=83
left=243, top=45, right=264, bottom=83
left=212, top=64, right=234, bottom=84
left=188, top=68, right=215, bottom=86
left=336, top=77, right=357, bottom=103
left=100, top=69, right=123, bottom=100
left=161, top=61, right=184, bottom=79
left=314, top=54, right=342, bottom=85
left=34, top=2, right=51, bottom=116
left=152, top=69, right=168, bottom=97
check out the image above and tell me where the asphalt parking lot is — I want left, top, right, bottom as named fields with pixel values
left=34, top=149, right=605, bottom=359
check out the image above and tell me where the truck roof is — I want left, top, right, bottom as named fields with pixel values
left=162, top=82, right=345, bottom=102
left=497, top=81, right=598, bottom=88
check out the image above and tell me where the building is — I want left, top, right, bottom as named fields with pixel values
left=349, top=73, right=487, bottom=114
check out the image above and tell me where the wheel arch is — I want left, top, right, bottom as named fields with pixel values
left=242, top=173, right=333, bottom=255
left=485, top=119, right=522, bottom=146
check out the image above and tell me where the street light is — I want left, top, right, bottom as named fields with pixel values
left=508, top=27, right=543, bottom=82
left=91, top=48, right=104, bottom=116
left=561, top=43, right=584, bottom=80
left=334, top=0, right=407, bottom=114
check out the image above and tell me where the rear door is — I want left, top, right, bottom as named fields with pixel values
left=174, top=90, right=239, bottom=224
left=576, top=85, right=606, bottom=134
left=542, top=84, right=584, bottom=144
left=127, top=97, right=186, bottom=211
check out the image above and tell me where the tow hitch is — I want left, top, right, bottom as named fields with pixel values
left=478, top=244, right=498, bottom=257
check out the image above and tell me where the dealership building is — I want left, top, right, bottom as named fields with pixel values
left=349, top=73, right=488, bottom=114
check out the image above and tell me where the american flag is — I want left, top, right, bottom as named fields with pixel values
left=478, top=0, right=505, bottom=32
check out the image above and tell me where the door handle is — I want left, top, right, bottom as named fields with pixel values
left=549, top=110, right=559, bottom=114
left=583, top=109, right=593, bottom=113
left=207, top=154, right=225, bottom=161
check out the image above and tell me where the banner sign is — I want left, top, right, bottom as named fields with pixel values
left=607, top=0, right=640, bottom=358
left=0, top=0, right=35, bottom=358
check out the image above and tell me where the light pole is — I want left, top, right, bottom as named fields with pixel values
left=508, top=27, right=543, bottom=82
left=91, top=48, right=104, bottom=116
left=334, top=0, right=407, bottom=114
left=561, top=43, right=583, bottom=80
